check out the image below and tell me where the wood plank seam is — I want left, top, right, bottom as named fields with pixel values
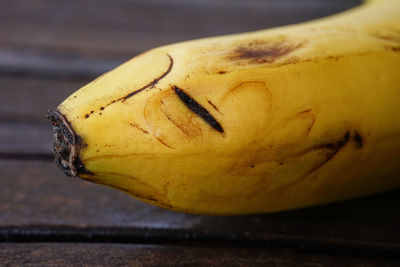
left=0, top=225, right=399, bottom=259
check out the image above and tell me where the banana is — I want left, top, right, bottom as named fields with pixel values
left=48, top=0, right=400, bottom=215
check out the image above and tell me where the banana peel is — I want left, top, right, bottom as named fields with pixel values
left=48, top=0, right=400, bottom=215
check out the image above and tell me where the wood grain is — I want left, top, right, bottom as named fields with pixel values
left=0, top=122, right=52, bottom=156
left=0, top=75, right=87, bottom=122
left=2, top=243, right=398, bottom=267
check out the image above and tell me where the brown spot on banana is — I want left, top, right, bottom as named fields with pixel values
left=228, top=39, right=304, bottom=64
left=352, top=131, right=363, bottom=149
left=130, top=122, right=149, bottom=134
left=371, top=28, right=400, bottom=43
left=370, top=28, right=400, bottom=52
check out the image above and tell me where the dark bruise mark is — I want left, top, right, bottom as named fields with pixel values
left=270, top=131, right=352, bottom=194
left=316, top=131, right=350, bottom=158
left=371, top=32, right=400, bottom=43
left=84, top=114, right=89, bottom=119
left=100, top=107, right=104, bottom=110
left=229, top=40, right=303, bottom=64
left=173, top=86, right=224, bottom=133
left=385, top=46, right=400, bottom=52
left=47, top=110, right=93, bottom=177
left=353, top=131, right=363, bottom=149
left=302, top=132, right=350, bottom=177
left=327, top=55, right=341, bottom=61
left=217, top=70, right=228, bottom=74
left=121, top=54, right=174, bottom=102
left=313, top=131, right=350, bottom=168
left=371, top=30, right=400, bottom=52
left=207, top=99, right=220, bottom=112
left=288, top=131, right=351, bottom=177
left=130, top=122, right=149, bottom=134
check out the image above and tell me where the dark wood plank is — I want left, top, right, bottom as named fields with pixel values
left=0, top=75, right=87, bottom=122
left=0, top=243, right=398, bottom=266
left=0, top=159, right=399, bottom=255
left=0, top=122, right=51, bottom=157
left=0, top=0, right=361, bottom=77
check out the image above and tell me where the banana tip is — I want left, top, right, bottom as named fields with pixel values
left=46, top=110, right=91, bottom=177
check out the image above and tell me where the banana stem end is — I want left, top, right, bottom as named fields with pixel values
left=46, top=110, right=90, bottom=177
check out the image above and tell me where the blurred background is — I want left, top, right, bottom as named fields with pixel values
left=2, top=0, right=400, bottom=265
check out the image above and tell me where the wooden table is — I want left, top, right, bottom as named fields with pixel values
left=1, top=0, right=399, bottom=265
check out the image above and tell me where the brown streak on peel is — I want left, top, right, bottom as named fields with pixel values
left=155, top=136, right=174, bottom=149
left=371, top=31, right=400, bottom=43
left=314, top=132, right=350, bottom=158
left=130, top=122, right=149, bottom=134
left=207, top=99, right=220, bottom=113
left=370, top=30, right=400, bottom=52
left=271, top=131, right=351, bottom=194
left=161, top=109, right=192, bottom=137
left=97, top=54, right=174, bottom=112
left=229, top=40, right=304, bottom=64
left=298, top=109, right=312, bottom=114
left=121, top=54, right=174, bottom=102
left=297, top=109, right=315, bottom=136
left=288, top=131, right=350, bottom=169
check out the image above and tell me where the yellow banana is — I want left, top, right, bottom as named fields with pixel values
left=48, top=0, right=400, bottom=215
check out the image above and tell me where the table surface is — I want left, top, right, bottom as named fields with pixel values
left=1, top=0, right=400, bottom=266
